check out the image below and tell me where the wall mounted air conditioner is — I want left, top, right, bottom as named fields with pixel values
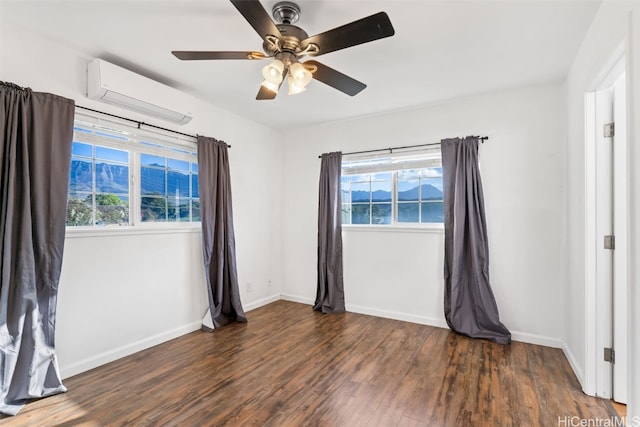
left=87, top=58, right=194, bottom=125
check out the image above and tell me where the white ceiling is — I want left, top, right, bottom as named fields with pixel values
left=3, top=0, right=602, bottom=131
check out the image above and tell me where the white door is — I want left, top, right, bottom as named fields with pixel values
left=584, top=51, right=628, bottom=403
left=612, top=73, right=628, bottom=404
left=591, top=72, right=628, bottom=403
left=594, top=86, right=614, bottom=399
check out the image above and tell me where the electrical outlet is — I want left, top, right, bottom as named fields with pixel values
left=246, top=282, right=252, bottom=293
left=268, top=280, right=272, bottom=287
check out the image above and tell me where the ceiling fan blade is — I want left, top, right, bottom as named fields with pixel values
left=230, top=0, right=282, bottom=40
left=172, top=51, right=265, bottom=60
left=305, top=60, right=366, bottom=96
left=256, top=68, right=288, bottom=100
left=256, top=85, right=278, bottom=100
left=301, top=12, right=394, bottom=57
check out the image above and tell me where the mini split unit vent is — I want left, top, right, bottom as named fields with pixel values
left=87, top=58, right=194, bottom=125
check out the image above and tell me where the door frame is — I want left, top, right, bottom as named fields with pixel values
left=583, top=45, right=626, bottom=398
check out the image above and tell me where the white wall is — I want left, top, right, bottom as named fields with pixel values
left=565, top=0, right=640, bottom=405
left=281, top=82, right=568, bottom=347
left=0, top=18, right=283, bottom=377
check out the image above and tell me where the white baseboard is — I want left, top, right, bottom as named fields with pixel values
left=280, top=294, right=448, bottom=328
left=61, top=295, right=279, bottom=379
left=345, top=303, right=450, bottom=330
left=60, top=320, right=202, bottom=379
left=280, top=293, right=314, bottom=305
left=244, top=294, right=281, bottom=312
left=562, top=340, right=585, bottom=390
left=281, top=295, right=562, bottom=348
left=509, top=330, right=562, bottom=348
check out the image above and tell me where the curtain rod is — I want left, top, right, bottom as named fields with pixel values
left=75, top=105, right=231, bottom=148
left=318, top=136, right=488, bottom=158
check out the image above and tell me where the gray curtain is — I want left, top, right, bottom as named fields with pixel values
left=441, top=137, right=511, bottom=345
left=0, top=82, right=75, bottom=415
left=314, top=152, right=345, bottom=313
left=197, top=136, right=246, bottom=328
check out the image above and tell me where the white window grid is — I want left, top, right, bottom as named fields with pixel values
left=341, top=150, right=444, bottom=227
left=69, top=115, right=199, bottom=228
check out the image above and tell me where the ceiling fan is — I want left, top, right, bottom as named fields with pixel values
left=172, top=0, right=395, bottom=100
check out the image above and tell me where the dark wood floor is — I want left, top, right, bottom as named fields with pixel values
left=2, top=300, right=617, bottom=426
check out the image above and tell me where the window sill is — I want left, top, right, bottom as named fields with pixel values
left=342, top=224, right=444, bottom=234
left=65, top=224, right=201, bottom=238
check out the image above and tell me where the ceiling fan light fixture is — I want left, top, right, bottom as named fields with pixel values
left=287, top=75, right=307, bottom=95
left=289, top=62, right=312, bottom=88
left=262, top=59, right=285, bottom=84
left=173, top=2, right=395, bottom=101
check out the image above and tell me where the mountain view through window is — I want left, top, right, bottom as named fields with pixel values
left=341, top=153, right=443, bottom=226
left=67, top=122, right=199, bottom=227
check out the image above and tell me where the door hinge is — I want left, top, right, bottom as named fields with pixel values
left=604, top=122, right=615, bottom=138
left=604, top=347, right=615, bottom=364
left=604, top=235, right=615, bottom=250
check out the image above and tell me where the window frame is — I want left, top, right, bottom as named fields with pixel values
left=341, top=150, right=445, bottom=231
left=67, top=114, right=200, bottom=233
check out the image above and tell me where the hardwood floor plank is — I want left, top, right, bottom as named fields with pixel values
left=0, top=300, right=617, bottom=426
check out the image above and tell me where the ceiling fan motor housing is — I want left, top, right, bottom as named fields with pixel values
left=263, top=24, right=309, bottom=56
left=272, top=1, right=301, bottom=24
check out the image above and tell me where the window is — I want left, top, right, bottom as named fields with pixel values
left=341, top=151, right=443, bottom=226
left=342, top=172, right=393, bottom=224
left=68, top=141, right=130, bottom=226
left=396, top=168, right=444, bottom=223
left=140, top=153, right=199, bottom=222
left=67, top=119, right=199, bottom=227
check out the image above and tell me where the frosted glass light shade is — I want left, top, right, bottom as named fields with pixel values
left=289, top=62, right=312, bottom=87
left=262, top=60, right=285, bottom=84
left=287, top=63, right=312, bottom=95
left=287, top=75, right=306, bottom=95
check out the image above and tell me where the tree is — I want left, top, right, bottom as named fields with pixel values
left=95, top=194, right=128, bottom=225
left=95, top=194, right=123, bottom=206
left=66, top=198, right=92, bottom=226
left=141, top=194, right=167, bottom=222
